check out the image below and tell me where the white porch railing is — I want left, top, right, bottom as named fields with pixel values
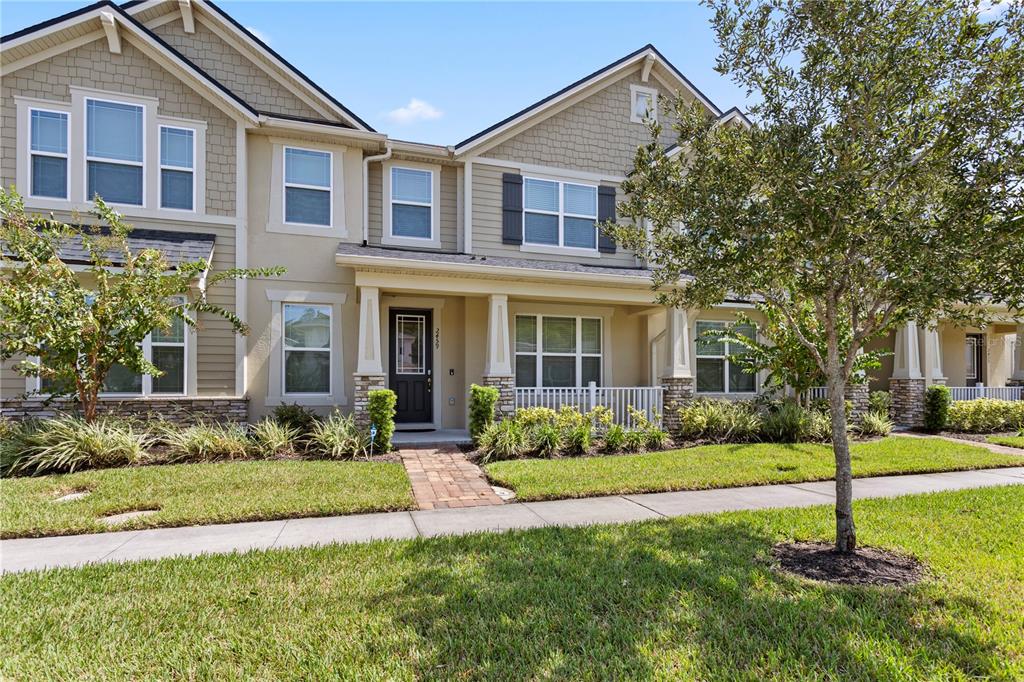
left=807, top=386, right=829, bottom=401
left=950, top=386, right=1023, bottom=402
left=514, top=383, right=664, bottom=427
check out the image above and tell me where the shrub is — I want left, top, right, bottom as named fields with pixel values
left=761, top=401, right=806, bottom=442
left=469, top=384, right=499, bottom=442
left=678, top=399, right=762, bottom=443
left=858, top=410, right=893, bottom=437
left=309, top=411, right=366, bottom=460
left=273, top=403, right=318, bottom=436
left=555, top=406, right=588, bottom=431
left=6, top=417, right=152, bottom=476
left=924, top=384, right=951, bottom=432
left=803, top=409, right=833, bottom=442
left=478, top=420, right=526, bottom=463
left=563, top=423, right=593, bottom=456
left=869, top=391, right=892, bottom=416
left=947, top=399, right=1024, bottom=433
left=588, top=405, right=614, bottom=432
left=622, top=428, right=647, bottom=453
left=367, top=389, right=397, bottom=452
left=603, top=423, right=626, bottom=453
left=162, top=423, right=250, bottom=463
left=515, top=407, right=557, bottom=429
left=249, top=418, right=300, bottom=457
left=644, top=426, right=671, bottom=450
left=527, top=422, right=562, bottom=458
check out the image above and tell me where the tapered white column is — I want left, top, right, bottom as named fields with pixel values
left=1013, top=324, right=1024, bottom=381
left=356, top=286, right=383, bottom=375
left=892, top=321, right=923, bottom=379
left=921, top=324, right=946, bottom=385
left=484, top=294, right=512, bottom=376
left=661, top=306, right=692, bottom=379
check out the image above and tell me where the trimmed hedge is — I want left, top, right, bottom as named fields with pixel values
left=947, top=399, right=1024, bottom=433
left=924, top=385, right=951, bottom=432
left=469, top=384, right=499, bottom=441
left=367, top=389, right=397, bottom=452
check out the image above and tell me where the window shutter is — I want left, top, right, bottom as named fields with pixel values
left=597, top=185, right=617, bottom=254
left=502, top=173, right=523, bottom=245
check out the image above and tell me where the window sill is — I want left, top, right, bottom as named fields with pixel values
left=381, top=233, right=442, bottom=250
left=519, top=243, right=601, bottom=259
left=266, top=221, right=347, bottom=238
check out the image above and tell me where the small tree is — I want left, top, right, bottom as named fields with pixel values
left=0, top=189, right=284, bottom=422
left=615, top=0, right=1024, bottom=551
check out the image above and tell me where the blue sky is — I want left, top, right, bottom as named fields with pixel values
left=1, top=1, right=749, bottom=144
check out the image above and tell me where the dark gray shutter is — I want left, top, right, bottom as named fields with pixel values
left=502, top=173, right=523, bottom=245
left=597, top=185, right=617, bottom=254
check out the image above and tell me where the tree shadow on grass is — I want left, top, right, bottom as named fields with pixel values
left=384, top=517, right=1002, bottom=680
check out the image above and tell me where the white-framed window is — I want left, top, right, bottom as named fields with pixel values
left=630, top=84, right=658, bottom=123
left=29, top=108, right=69, bottom=199
left=390, top=166, right=433, bottom=240
left=523, top=177, right=598, bottom=250
left=159, top=125, right=195, bottom=211
left=514, top=314, right=602, bottom=387
left=85, top=98, right=145, bottom=206
left=283, top=303, right=332, bottom=395
left=695, top=320, right=756, bottom=393
left=284, top=146, right=332, bottom=227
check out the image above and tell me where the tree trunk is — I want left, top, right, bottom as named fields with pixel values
left=826, top=358, right=856, bottom=552
left=80, top=386, right=99, bottom=423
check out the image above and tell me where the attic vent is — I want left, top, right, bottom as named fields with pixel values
left=630, top=85, right=658, bottom=124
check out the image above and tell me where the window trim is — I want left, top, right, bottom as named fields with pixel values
left=282, top=302, right=334, bottom=397
left=521, top=176, right=599, bottom=252
left=381, top=160, right=442, bottom=249
left=514, top=314, right=603, bottom=388
left=695, top=319, right=757, bottom=394
left=158, top=124, right=196, bottom=213
left=27, top=107, right=70, bottom=200
left=84, top=96, right=147, bottom=208
left=629, top=84, right=659, bottom=124
left=282, top=145, right=334, bottom=228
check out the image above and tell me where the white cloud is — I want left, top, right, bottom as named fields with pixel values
left=245, top=26, right=270, bottom=45
left=979, top=0, right=1017, bottom=17
left=386, top=98, right=444, bottom=125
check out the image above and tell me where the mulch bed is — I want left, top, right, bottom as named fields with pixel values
left=771, top=541, right=925, bottom=587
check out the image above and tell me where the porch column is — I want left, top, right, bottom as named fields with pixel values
left=353, top=286, right=385, bottom=428
left=661, top=306, right=694, bottom=437
left=921, top=324, right=946, bottom=386
left=482, top=294, right=515, bottom=421
left=1012, top=324, right=1024, bottom=383
left=889, top=321, right=925, bottom=427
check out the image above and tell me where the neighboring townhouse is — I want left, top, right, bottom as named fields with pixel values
left=2, top=0, right=1022, bottom=431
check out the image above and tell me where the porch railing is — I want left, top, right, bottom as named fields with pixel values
left=514, top=383, right=664, bottom=427
left=949, top=386, right=1023, bottom=402
left=807, top=386, right=830, bottom=401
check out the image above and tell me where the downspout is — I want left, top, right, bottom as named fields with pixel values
left=362, top=142, right=392, bottom=245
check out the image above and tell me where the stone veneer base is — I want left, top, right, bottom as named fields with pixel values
left=0, top=397, right=248, bottom=424
left=661, top=376, right=696, bottom=436
left=353, top=374, right=387, bottom=429
left=844, top=383, right=870, bottom=422
left=481, top=375, right=515, bottom=421
left=889, top=377, right=926, bottom=427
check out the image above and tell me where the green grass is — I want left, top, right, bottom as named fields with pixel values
left=1, top=460, right=414, bottom=539
left=485, top=436, right=1022, bottom=501
left=988, top=435, right=1024, bottom=449
left=2, top=486, right=1021, bottom=679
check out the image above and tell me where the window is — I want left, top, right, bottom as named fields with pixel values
left=283, top=303, right=331, bottom=394
left=284, top=147, right=331, bottom=226
left=523, top=178, right=598, bottom=250
left=515, top=315, right=602, bottom=387
left=159, top=126, right=195, bottom=211
left=29, top=109, right=68, bottom=199
left=630, top=85, right=658, bottom=123
left=86, top=98, right=144, bottom=205
left=390, top=167, right=433, bottom=239
left=695, top=321, right=756, bottom=393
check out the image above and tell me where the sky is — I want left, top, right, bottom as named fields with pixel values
left=0, top=1, right=750, bottom=145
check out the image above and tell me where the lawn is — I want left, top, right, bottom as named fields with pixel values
left=988, top=435, right=1024, bottom=449
left=1, top=486, right=1021, bottom=679
left=485, top=435, right=1022, bottom=501
left=0, top=460, right=414, bottom=539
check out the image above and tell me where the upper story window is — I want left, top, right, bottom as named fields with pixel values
left=695, top=320, right=756, bottom=393
left=159, top=126, right=195, bottom=211
left=390, top=166, right=433, bottom=239
left=284, top=147, right=332, bottom=227
left=630, top=85, right=658, bottom=123
left=86, top=98, right=144, bottom=206
left=283, top=303, right=332, bottom=394
left=29, top=109, right=69, bottom=199
left=523, top=178, right=598, bottom=250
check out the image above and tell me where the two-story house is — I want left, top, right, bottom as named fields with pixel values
left=3, top=0, right=1022, bottom=432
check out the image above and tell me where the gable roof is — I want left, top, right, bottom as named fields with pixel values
left=454, top=44, right=724, bottom=155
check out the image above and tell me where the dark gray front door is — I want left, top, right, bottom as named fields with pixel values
left=389, top=309, right=432, bottom=423
left=965, top=334, right=985, bottom=386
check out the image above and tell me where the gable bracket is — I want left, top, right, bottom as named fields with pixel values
left=641, top=54, right=655, bottom=83
left=100, top=11, right=121, bottom=54
left=178, top=0, right=195, bottom=34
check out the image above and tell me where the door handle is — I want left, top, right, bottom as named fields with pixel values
left=426, top=376, right=432, bottom=392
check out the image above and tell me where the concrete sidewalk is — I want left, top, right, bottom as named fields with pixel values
left=3, top=466, right=1022, bottom=575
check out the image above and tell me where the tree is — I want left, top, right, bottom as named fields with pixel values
left=0, top=189, right=284, bottom=422
left=615, top=0, right=1024, bottom=551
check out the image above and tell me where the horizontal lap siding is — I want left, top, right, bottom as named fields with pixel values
left=368, top=162, right=459, bottom=252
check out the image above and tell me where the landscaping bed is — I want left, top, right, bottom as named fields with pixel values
left=0, top=459, right=414, bottom=539
left=483, top=436, right=1022, bottom=501
left=1, top=486, right=1021, bottom=679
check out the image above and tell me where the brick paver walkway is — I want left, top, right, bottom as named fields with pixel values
left=400, top=446, right=504, bottom=510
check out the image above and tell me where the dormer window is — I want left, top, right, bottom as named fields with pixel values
left=630, top=85, right=658, bottom=123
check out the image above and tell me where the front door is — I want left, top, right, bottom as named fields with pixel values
left=389, top=309, right=432, bottom=424
left=965, top=334, right=985, bottom=386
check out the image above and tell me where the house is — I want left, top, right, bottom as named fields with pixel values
left=2, top=0, right=1022, bottom=431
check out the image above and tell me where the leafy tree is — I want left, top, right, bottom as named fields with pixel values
left=0, top=189, right=284, bottom=422
left=616, top=0, right=1024, bottom=551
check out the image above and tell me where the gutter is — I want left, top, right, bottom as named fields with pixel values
left=362, top=142, right=392, bottom=245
